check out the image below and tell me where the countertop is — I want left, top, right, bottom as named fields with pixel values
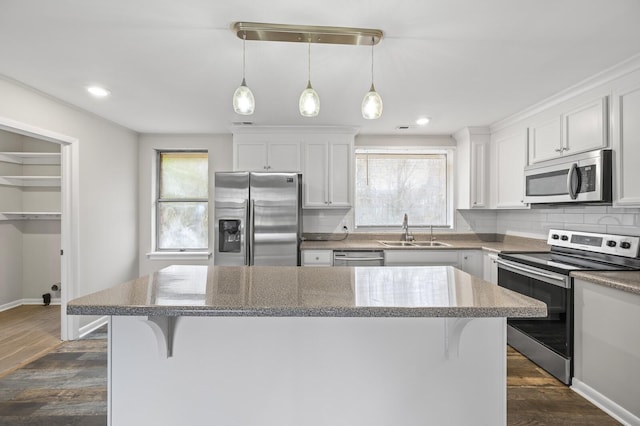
left=571, top=270, right=640, bottom=296
left=300, top=233, right=551, bottom=253
left=303, top=233, right=640, bottom=296
left=67, top=264, right=546, bottom=318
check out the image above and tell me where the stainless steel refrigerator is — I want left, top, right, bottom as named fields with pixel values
left=214, top=172, right=302, bottom=266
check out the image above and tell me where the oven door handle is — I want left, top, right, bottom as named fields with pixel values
left=495, top=258, right=570, bottom=288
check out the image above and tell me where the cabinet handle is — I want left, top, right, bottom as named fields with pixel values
left=315, top=257, right=320, bottom=260
left=562, top=147, right=569, bottom=152
left=263, top=166, right=268, bottom=169
left=554, top=148, right=563, bottom=153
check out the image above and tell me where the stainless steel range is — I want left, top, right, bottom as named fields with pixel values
left=497, top=229, right=640, bottom=385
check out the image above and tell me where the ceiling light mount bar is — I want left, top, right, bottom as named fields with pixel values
left=232, top=22, right=383, bottom=45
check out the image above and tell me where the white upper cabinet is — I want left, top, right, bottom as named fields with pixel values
left=234, top=140, right=300, bottom=171
left=563, top=97, right=608, bottom=155
left=528, top=116, right=562, bottom=164
left=232, top=126, right=356, bottom=209
left=613, top=81, right=640, bottom=206
left=302, top=137, right=353, bottom=209
left=493, top=130, right=528, bottom=208
left=528, top=96, right=608, bottom=165
left=454, top=127, right=489, bottom=209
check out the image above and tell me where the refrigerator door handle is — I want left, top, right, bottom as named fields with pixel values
left=249, top=199, right=255, bottom=265
left=243, top=199, right=249, bottom=266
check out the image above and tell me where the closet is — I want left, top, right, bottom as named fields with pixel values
left=0, top=129, right=61, bottom=308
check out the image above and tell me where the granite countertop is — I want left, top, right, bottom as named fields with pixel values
left=300, top=233, right=550, bottom=254
left=571, top=270, right=640, bottom=296
left=67, top=264, right=546, bottom=318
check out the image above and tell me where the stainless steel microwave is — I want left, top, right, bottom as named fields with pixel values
left=523, top=149, right=612, bottom=204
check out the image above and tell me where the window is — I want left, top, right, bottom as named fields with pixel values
left=355, top=149, right=451, bottom=228
left=156, top=151, right=208, bottom=250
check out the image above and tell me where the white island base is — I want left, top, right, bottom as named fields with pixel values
left=109, top=315, right=506, bottom=426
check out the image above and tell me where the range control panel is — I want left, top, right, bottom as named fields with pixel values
left=547, top=229, right=640, bottom=258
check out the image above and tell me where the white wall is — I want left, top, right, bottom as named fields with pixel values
left=0, top=77, right=139, bottom=323
left=138, top=134, right=233, bottom=276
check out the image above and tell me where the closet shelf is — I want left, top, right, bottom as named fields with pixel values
left=0, top=212, right=61, bottom=220
left=0, top=176, right=61, bottom=187
left=0, top=152, right=61, bottom=165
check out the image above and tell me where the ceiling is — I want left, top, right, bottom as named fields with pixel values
left=1, top=0, right=640, bottom=135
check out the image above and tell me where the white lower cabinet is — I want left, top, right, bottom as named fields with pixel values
left=301, top=250, right=332, bottom=266
left=457, top=250, right=483, bottom=277
left=384, top=250, right=459, bottom=267
left=573, top=278, right=640, bottom=423
left=482, top=252, right=498, bottom=284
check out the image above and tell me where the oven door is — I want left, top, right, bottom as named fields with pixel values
left=496, top=258, right=573, bottom=384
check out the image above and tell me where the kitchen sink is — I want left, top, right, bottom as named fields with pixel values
left=411, top=241, right=451, bottom=247
left=378, top=240, right=451, bottom=248
left=378, top=241, right=418, bottom=247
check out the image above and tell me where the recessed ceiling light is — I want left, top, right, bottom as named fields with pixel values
left=415, top=117, right=431, bottom=126
left=86, top=86, right=111, bottom=98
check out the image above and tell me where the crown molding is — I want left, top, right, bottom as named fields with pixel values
left=490, top=53, right=640, bottom=133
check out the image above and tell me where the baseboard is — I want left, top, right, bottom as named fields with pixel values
left=78, top=316, right=108, bottom=338
left=0, top=298, right=61, bottom=312
left=571, top=378, right=640, bottom=426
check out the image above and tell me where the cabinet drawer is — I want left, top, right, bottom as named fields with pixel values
left=302, top=250, right=333, bottom=266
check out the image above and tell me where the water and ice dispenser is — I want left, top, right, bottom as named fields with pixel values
left=218, top=219, right=241, bottom=252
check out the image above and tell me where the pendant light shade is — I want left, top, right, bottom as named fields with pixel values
left=232, top=34, right=255, bottom=115
left=299, top=40, right=319, bottom=117
left=362, top=37, right=382, bottom=119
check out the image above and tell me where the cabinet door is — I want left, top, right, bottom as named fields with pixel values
left=458, top=250, right=483, bottom=277
left=268, top=142, right=300, bottom=172
left=301, top=250, right=332, bottom=266
left=302, top=142, right=328, bottom=207
left=563, top=97, right=608, bottom=156
left=613, top=84, right=640, bottom=206
left=235, top=142, right=267, bottom=171
left=528, top=117, right=562, bottom=164
left=384, top=250, right=458, bottom=266
left=494, top=131, right=528, bottom=208
left=470, top=140, right=488, bottom=208
left=482, top=253, right=498, bottom=284
left=327, top=141, right=351, bottom=207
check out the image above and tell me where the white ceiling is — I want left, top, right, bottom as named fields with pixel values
left=1, top=0, right=639, bottom=135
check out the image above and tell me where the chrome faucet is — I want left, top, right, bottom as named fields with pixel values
left=401, top=213, right=413, bottom=241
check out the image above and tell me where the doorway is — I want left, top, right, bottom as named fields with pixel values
left=0, top=116, right=79, bottom=341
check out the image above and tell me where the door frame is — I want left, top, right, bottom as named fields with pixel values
left=0, top=116, right=79, bottom=340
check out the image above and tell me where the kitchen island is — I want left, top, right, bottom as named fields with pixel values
left=68, top=265, right=545, bottom=426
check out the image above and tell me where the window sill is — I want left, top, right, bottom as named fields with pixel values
left=146, top=251, right=212, bottom=261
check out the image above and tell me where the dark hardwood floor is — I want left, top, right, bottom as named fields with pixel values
left=507, top=346, right=619, bottom=425
left=0, top=306, right=621, bottom=425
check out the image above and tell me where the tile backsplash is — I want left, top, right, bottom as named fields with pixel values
left=461, top=206, right=640, bottom=239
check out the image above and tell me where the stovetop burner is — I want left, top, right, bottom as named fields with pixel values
left=499, top=229, right=640, bottom=275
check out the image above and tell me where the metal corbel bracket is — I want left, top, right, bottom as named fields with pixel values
left=142, top=316, right=179, bottom=359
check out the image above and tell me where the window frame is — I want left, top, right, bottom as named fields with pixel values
left=155, top=150, right=209, bottom=252
left=353, top=147, right=455, bottom=231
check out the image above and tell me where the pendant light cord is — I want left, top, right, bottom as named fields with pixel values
left=242, top=33, right=247, bottom=80
left=307, top=38, right=311, bottom=83
left=370, top=36, right=374, bottom=86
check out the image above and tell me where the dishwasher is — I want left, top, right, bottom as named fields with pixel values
left=333, top=250, right=385, bottom=266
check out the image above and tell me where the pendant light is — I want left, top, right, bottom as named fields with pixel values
left=299, top=39, right=320, bottom=117
left=362, top=36, right=383, bottom=120
left=232, top=33, right=255, bottom=115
